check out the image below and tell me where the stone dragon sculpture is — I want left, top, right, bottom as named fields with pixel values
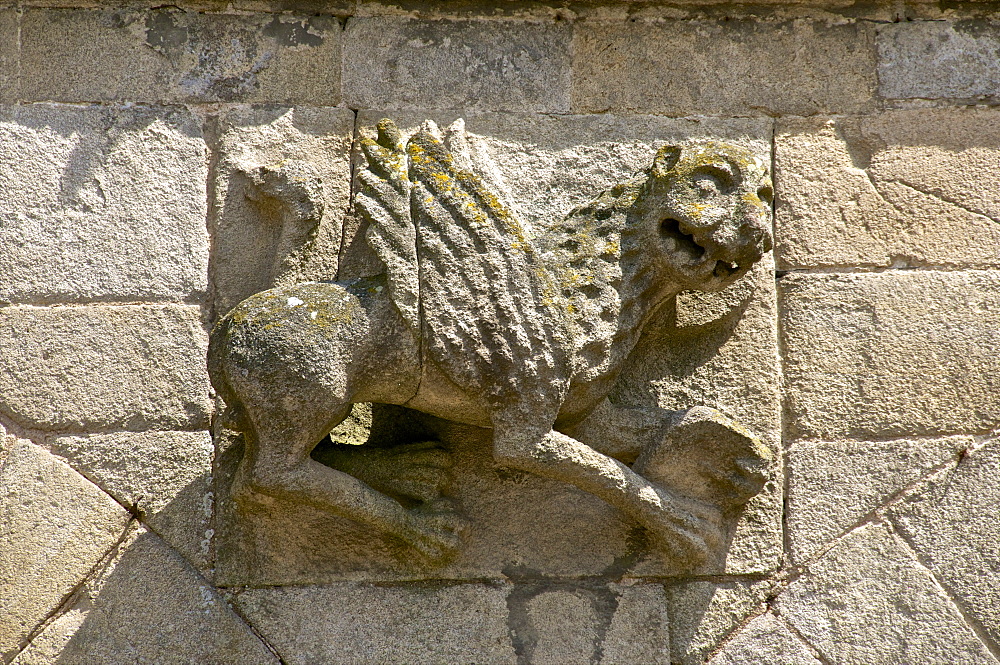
left=208, top=119, right=775, bottom=566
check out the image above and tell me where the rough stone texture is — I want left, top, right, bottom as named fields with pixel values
left=210, top=106, right=354, bottom=318
left=667, top=580, right=773, bottom=664
left=234, top=583, right=515, bottom=664
left=0, top=305, right=211, bottom=432
left=343, top=18, right=571, bottom=112
left=48, top=431, right=214, bottom=570
left=775, top=110, right=1000, bottom=270
left=0, top=104, right=208, bottom=304
left=887, top=438, right=1000, bottom=648
left=217, top=114, right=780, bottom=583
left=879, top=20, right=1000, bottom=100
left=234, top=581, right=670, bottom=665
left=777, top=522, right=997, bottom=664
left=11, top=525, right=279, bottom=665
left=522, top=590, right=604, bottom=663
left=0, top=441, right=130, bottom=662
left=787, top=435, right=971, bottom=563
left=19, top=9, right=340, bottom=104
left=780, top=270, right=1000, bottom=441
left=708, top=612, right=822, bottom=665
left=0, top=11, right=16, bottom=104
left=599, top=584, right=672, bottom=664
left=572, top=20, right=876, bottom=116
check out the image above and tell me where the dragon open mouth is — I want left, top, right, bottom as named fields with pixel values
left=661, top=218, right=741, bottom=280
left=660, top=218, right=705, bottom=261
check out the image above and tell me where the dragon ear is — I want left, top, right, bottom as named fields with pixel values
left=652, top=145, right=682, bottom=176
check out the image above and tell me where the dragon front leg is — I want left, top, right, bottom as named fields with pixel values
left=563, top=399, right=773, bottom=517
left=491, top=416, right=724, bottom=568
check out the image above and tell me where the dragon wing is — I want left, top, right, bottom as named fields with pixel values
left=356, top=119, right=421, bottom=334
left=407, top=120, right=572, bottom=409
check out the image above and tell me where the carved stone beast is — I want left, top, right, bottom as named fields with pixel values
left=208, top=119, right=774, bottom=565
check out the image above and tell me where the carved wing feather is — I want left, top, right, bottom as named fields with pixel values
left=356, top=120, right=420, bottom=334
left=406, top=122, right=571, bottom=408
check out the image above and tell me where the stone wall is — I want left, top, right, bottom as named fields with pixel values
left=1, top=1, right=998, bottom=663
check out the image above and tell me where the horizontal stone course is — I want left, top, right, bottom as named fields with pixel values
left=18, top=8, right=340, bottom=104
left=235, top=582, right=679, bottom=664
left=0, top=103, right=209, bottom=304
left=572, top=19, right=876, bottom=116
left=878, top=20, right=1000, bottom=100
left=775, top=109, right=1000, bottom=270
left=780, top=270, right=1000, bottom=441
left=0, top=304, right=211, bottom=432
left=343, top=18, right=571, bottom=112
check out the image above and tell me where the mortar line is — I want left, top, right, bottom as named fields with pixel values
left=221, top=590, right=291, bottom=665
left=772, top=608, right=833, bottom=665
left=889, top=512, right=1000, bottom=660
left=13, top=517, right=137, bottom=659
left=770, top=116, right=793, bottom=568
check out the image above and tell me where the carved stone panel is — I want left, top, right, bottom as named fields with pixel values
left=211, top=113, right=780, bottom=586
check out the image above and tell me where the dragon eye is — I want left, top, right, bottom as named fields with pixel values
left=693, top=173, right=723, bottom=197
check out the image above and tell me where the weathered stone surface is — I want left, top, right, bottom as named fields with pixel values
left=0, top=11, right=16, bottom=104
left=709, top=612, right=822, bottom=665
left=0, top=305, right=211, bottom=431
left=523, top=590, right=600, bottom=663
left=787, top=436, right=970, bottom=563
left=775, top=111, right=1000, bottom=270
left=600, top=584, right=671, bottom=664
left=343, top=18, right=571, bottom=112
left=511, top=584, right=672, bottom=664
left=0, top=441, right=130, bottom=662
left=210, top=106, right=354, bottom=317
left=217, top=114, right=779, bottom=583
left=19, top=9, right=340, bottom=104
left=12, top=525, right=279, bottom=665
left=573, top=20, right=875, bottom=116
left=234, top=581, right=670, bottom=665
left=667, top=580, right=773, bottom=664
left=780, top=271, right=1000, bottom=441
left=233, top=583, right=514, bottom=664
left=0, top=104, right=208, bottom=303
left=888, top=438, right=1000, bottom=647
left=48, top=431, right=214, bottom=570
left=879, top=20, right=1000, bottom=100
left=776, top=522, right=997, bottom=665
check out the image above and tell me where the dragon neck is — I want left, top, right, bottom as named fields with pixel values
left=541, top=178, right=676, bottom=386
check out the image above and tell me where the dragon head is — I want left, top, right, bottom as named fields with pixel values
left=634, top=142, right=773, bottom=293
